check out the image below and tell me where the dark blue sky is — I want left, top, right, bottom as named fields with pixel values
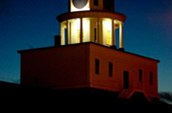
left=0, top=0, right=172, bottom=92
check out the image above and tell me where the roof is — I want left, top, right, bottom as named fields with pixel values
left=18, top=42, right=160, bottom=63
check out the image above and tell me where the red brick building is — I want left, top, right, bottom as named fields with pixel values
left=18, top=0, right=159, bottom=101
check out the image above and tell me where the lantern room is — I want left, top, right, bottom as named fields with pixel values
left=57, top=0, right=126, bottom=49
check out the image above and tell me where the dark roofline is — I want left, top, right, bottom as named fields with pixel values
left=18, top=46, right=58, bottom=53
left=123, top=50, right=160, bottom=63
left=91, top=42, right=160, bottom=63
left=18, top=42, right=160, bottom=63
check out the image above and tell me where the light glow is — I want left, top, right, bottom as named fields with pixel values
left=83, top=18, right=90, bottom=42
left=69, top=18, right=81, bottom=44
left=119, top=21, right=123, bottom=48
left=103, top=18, right=112, bottom=46
left=60, top=21, right=67, bottom=45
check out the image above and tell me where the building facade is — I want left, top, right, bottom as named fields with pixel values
left=18, top=0, right=159, bottom=101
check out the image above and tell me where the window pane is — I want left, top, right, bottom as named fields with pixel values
left=123, top=71, right=129, bottom=89
left=109, top=62, right=113, bottom=77
left=150, top=72, right=153, bottom=85
left=95, top=59, right=99, bottom=75
left=139, top=69, right=143, bottom=82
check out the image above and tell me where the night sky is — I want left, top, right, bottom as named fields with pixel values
left=0, top=0, right=172, bottom=92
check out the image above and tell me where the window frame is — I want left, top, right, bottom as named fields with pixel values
left=108, top=62, right=113, bottom=77
left=139, top=69, right=143, bottom=83
left=150, top=72, right=153, bottom=85
left=95, top=59, right=100, bottom=75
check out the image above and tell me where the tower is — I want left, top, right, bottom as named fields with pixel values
left=18, top=0, right=159, bottom=101
left=57, top=0, right=126, bottom=49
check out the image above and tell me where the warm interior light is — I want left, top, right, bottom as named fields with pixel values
left=103, top=18, right=112, bottom=46
left=119, top=21, right=123, bottom=48
left=60, top=18, right=123, bottom=47
left=83, top=18, right=90, bottom=42
left=60, top=19, right=81, bottom=45
left=69, top=18, right=80, bottom=44
left=60, top=21, right=67, bottom=45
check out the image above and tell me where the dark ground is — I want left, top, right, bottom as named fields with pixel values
left=0, top=81, right=172, bottom=113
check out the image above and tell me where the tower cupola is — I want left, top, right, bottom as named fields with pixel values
left=57, top=0, right=126, bottom=49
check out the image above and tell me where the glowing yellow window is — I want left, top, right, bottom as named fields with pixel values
left=103, top=18, right=112, bottom=46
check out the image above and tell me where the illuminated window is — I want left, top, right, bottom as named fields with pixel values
left=69, top=18, right=80, bottom=44
left=103, top=18, right=112, bottom=46
left=139, top=69, right=143, bottom=82
left=95, top=59, right=100, bottom=75
left=83, top=18, right=90, bottom=42
left=109, top=62, right=113, bottom=77
left=150, top=72, right=153, bottom=85
left=94, top=0, right=98, bottom=6
left=60, top=21, right=67, bottom=45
